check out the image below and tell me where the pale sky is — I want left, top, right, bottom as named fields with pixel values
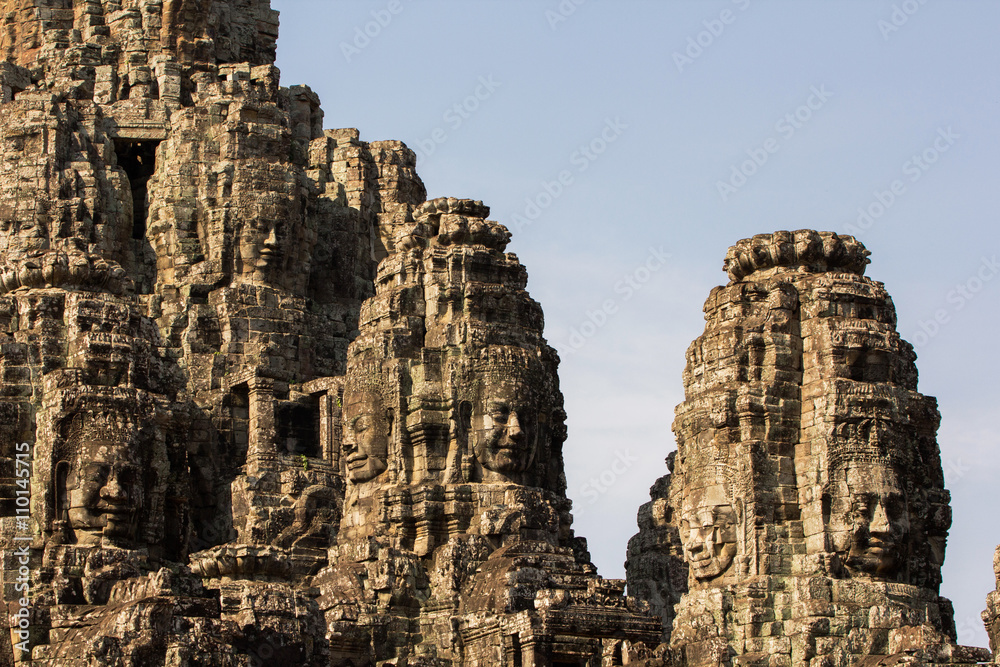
left=272, top=0, right=1000, bottom=648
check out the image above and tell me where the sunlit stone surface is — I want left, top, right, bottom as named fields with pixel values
left=626, top=231, right=992, bottom=666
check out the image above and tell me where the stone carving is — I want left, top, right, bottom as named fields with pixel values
left=0, top=0, right=419, bottom=662
left=828, top=461, right=910, bottom=579
left=340, top=369, right=393, bottom=484
left=625, top=453, right=688, bottom=644
left=0, top=250, right=132, bottom=296
left=679, top=480, right=739, bottom=582
left=0, top=2, right=995, bottom=664
left=0, top=3, right=660, bottom=664
left=317, top=197, right=659, bottom=664
left=61, top=416, right=144, bottom=547
left=627, top=230, right=993, bottom=666
left=469, top=346, right=548, bottom=483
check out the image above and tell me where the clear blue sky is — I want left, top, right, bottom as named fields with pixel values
left=272, top=0, right=1000, bottom=648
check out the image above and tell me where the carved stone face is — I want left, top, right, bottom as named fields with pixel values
left=471, top=378, right=538, bottom=476
left=238, top=222, right=282, bottom=283
left=840, top=466, right=910, bottom=577
left=65, top=440, right=142, bottom=547
left=680, top=483, right=738, bottom=581
left=0, top=214, right=47, bottom=258
left=341, top=389, right=391, bottom=483
left=230, top=191, right=316, bottom=293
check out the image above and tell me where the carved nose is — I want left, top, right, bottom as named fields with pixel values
left=507, top=412, right=523, bottom=440
left=343, top=424, right=359, bottom=452
left=100, top=473, right=126, bottom=501
left=264, top=228, right=277, bottom=247
left=870, top=500, right=891, bottom=535
left=687, top=526, right=711, bottom=553
left=686, top=528, right=700, bottom=551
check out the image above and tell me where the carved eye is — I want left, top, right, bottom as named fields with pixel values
left=84, top=463, right=111, bottom=483
left=353, top=416, right=372, bottom=433
left=490, top=404, right=510, bottom=421
left=712, top=510, right=734, bottom=527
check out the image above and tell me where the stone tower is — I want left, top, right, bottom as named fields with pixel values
left=626, top=231, right=991, bottom=666
left=312, top=197, right=661, bottom=664
left=0, top=2, right=662, bottom=664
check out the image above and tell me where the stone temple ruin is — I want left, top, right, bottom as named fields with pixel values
left=626, top=232, right=997, bottom=666
left=0, top=2, right=995, bottom=666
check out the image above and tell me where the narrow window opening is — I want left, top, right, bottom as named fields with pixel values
left=277, top=395, right=320, bottom=458
left=509, top=634, right=522, bottom=667
left=230, top=386, right=251, bottom=471
left=54, top=460, right=70, bottom=532
left=114, top=139, right=159, bottom=240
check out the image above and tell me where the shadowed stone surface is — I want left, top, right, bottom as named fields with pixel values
left=625, top=452, right=687, bottom=646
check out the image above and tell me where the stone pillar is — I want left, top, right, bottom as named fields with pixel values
left=153, top=58, right=182, bottom=105
left=247, top=377, right=275, bottom=464
left=320, top=392, right=336, bottom=467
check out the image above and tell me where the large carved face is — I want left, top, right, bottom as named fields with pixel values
left=471, top=377, right=539, bottom=476
left=838, top=466, right=910, bottom=578
left=237, top=220, right=281, bottom=283
left=232, top=195, right=312, bottom=292
left=65, top=439, right=143, bottom=547
left=341, top=388, right=391, bottom=484
left=680, top=483, right=738, bottom=581
left=0, top=212, right=47, bottom=259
